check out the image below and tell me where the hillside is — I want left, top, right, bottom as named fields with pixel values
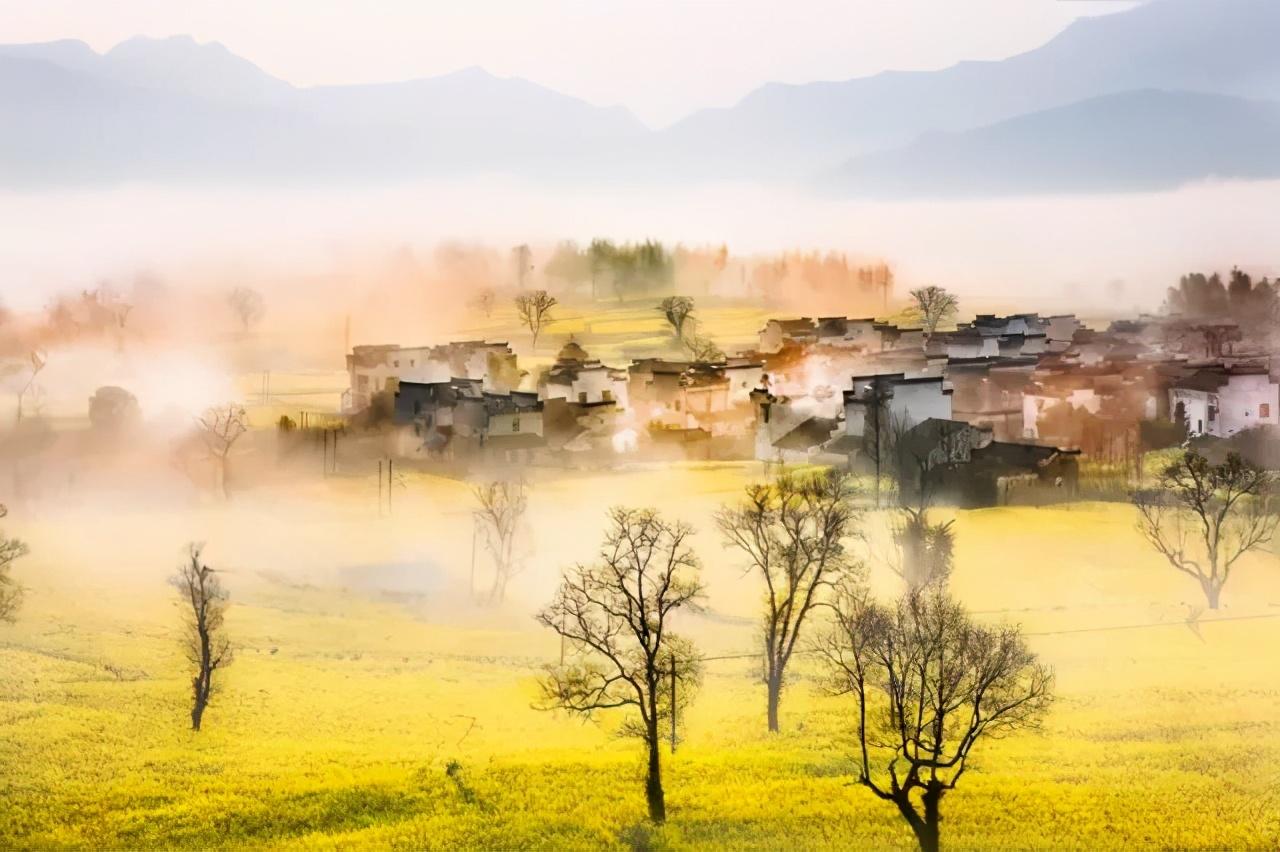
left=822, top=89, right=1280, bottom=198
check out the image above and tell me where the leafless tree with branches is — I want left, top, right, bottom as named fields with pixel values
left=890, top=419, right=970, bottom=591
left=908, top=286, right=959, bottom=341
left=1133, top=450, right=1278, bottom=609
left=536, top=507, right=704, bottom=823
left=227, top=287, right=265, bottom=334
left=171, top=543, right=233, bottom=731
left=682, top=333, right=724, bottom=362
left=0, top=504, right=29, bottom=623
left=15, top=349, right=46, bottom=423
left=514, top=289, right=557, bottom=349
left=657, top=296, right=695, bottom=342
left=820, top=587, right=1054, bottom=852
left=471, top=478, right=528, bottom=604
left=716, top=467, right=861, bottom=732
left=196, top=405, right=248, bottom=499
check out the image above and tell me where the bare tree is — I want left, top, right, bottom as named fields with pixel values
left=471, top=478, right=528, bottom=604
left=227, top=287, right=265, bottom=334
left=514, top=290, right=557, bottom=349
left=196, top=405, right=249, bottom=499
left=1133, top=450, right=1278, bottom=609
left=716, top=467, right=861, bottom=732
left=890, top=419, right=969, bottom=591
left=820, top=587, right=1053, bottom=852
left=171, top=544, right=232, bottom=731
left=0, top=504, right=29, bottom=623
left=536, top=507, right=704, bottom=823
left=15, top=349, right=46, bottom=423
left=657, top=296, right=695, bottom=341
left=890, top=511, right=955, bottom=592
left=682, top=333, right=724, bottom=362
left=908, top=286, right=959, bottom=340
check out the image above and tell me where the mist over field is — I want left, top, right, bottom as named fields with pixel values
left=4, top=1, right=1280, bottom=849
left=4, top=176, right=1279, bottom=315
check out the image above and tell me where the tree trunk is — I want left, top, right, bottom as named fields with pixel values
left=917, top=785, right=942, bottom=852
left=191, top=674, right=207, bottom=731
left=766, top=670, right=782, bottom=733
left=645, top=727, right=666, bottom=823
left=219, top=455, right=230, bottom=500
left=1204, top=579, right=1222, bottom=610
left=893, top=794, right=930, bottom=852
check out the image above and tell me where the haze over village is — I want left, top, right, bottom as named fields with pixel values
left=1, top=1, right=1279, bottom=850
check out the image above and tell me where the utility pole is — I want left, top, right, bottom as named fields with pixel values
left=322, top=428, right=328, bottom=476
left=469, top=514, right=478, bottom=602
left=378, top=460, right=383, bottom=516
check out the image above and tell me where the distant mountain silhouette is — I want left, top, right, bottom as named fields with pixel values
left=0, top=36, right=646, bottom=187
left=3, top=0, right=1280, bottom=192
left=658, top=0, right=1280, bottom=177
left=821, top=89, right=1280, bottom=198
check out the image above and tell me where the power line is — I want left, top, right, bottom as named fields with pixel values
left=690, top=612, right=1280, bottom=664
left=1024, top=611, right=1280, bottom=636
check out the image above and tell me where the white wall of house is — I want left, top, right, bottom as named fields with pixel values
left=723, top=364, right=765, bottom=404
left=489, top=410, right=543, bottom=437
left=541, top=366, right=629, bottom=409
left=945, top=338, right=999, bottom=359
left=1173, top=374, right=1280, bottom=437
left=890, top=381, right=953, bottom=428
left=1022, top=389, right=1099, bottom=439
left=1218, top=374, right=1279, bottom=435
left=1044, top=315, right=1080, bottom=341
left=844, top=379, right=952, bottom=437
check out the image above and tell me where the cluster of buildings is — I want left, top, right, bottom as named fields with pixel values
left=343, top=309, right=1279, bottom=504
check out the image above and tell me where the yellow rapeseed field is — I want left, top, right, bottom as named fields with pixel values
left=2, top=461, right=1278, bottom=849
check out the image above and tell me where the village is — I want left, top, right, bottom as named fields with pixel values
left=342, top=287, right=1280, bottom=510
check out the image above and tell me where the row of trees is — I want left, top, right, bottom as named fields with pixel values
left=535, top=447, right=1277, bottom=845
left=537, top=471, right=1054, bottom=851
left=1166, top=268, right=1278, bottom=323
left=545, top=239, right=675, bottom=302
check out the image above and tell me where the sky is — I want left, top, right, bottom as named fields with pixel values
left=1, top=0, right=1137, bottom=127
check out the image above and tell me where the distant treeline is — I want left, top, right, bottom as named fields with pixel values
left=544, top=239, right=679, bottom=302
left=541, top=239, right=891, bottom=312
left=1167, top=268, right=1278, bottom=323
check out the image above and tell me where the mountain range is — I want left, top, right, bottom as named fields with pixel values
left=2, top=0, right=1279, bottom=196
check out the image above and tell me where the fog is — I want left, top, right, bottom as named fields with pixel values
left=4, top=176, right=1278, bottom=316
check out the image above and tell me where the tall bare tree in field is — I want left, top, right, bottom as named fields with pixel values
left=657, top=296, right=695, bottom=341
left=172, top=544, right=232, bottom=731
left=227, top=287, right=265, bottom=334
left=820, top=587, right=1053, bottom=852
left=908, top=286, right=958, bottom=341
left=471, top=478, right=527, bottom=604
left=196, top=405, right=248, bottom=499
left=537, top=508, right=704, bottom=824
left=1133, top=450, right=1278, bottom=609
left=0, top=504, right=29, bottom=623
left=716, top=467, right=860, bottom=732
left=514, top=290, right=557, bottom=349
left=15, top=349, right=46, bottom=423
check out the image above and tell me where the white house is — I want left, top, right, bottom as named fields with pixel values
left=1169, top=367, right=1279, bottom=438
left=538, top=340, right=629, bottom=409
left=346, top=341, right=517, bottom=412
left=843, top=373, right=953, bottom=439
